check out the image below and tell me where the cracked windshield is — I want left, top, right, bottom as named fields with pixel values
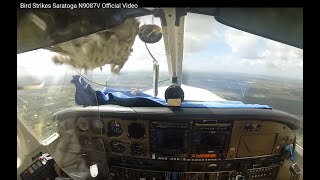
left=17, top=13, right=303, bottom=147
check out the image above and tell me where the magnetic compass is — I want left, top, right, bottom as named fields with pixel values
left=138, top=24, right=162, bottom=44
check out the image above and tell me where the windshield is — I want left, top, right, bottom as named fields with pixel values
left=17, top=11, right=303, bottom=159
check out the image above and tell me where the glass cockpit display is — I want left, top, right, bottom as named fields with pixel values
left=155, top=130, right=185, bottom=149
left=194, top=132, right=227, bottom=152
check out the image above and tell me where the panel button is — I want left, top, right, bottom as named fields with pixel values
left=208, top=163, right=218, bottom=170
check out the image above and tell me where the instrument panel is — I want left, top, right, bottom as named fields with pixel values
left=54, top=105, right=300, bottom=180
left=72, top=118, right=295, bottom=162
left=105, top=119, right=150, bottom=157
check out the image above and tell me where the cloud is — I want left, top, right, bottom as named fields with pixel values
left=261, top=41, right=303, bottom=78
left=17, top=49, right=69, bottom=78
left=224, top=27, right=262, bottom=59
left=220, top=22, right=303, bottom=79
left=184, top=13, right=217, bottom=54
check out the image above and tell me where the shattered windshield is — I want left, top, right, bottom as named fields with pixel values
left=17, top=13, right=303, bottom=147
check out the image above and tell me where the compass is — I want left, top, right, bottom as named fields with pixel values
left=138, top=24, right=162, bottom=44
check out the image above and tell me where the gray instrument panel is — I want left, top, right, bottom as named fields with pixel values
left=54, top=105, right=300, bottom=179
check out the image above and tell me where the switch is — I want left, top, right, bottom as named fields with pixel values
left=208, top=164, right=218, bottom=170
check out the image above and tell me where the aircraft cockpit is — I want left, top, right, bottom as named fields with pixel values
left=17, top=8, right=303, bottom=180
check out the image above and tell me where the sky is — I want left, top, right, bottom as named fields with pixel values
left=17, top=13, right=303, bottom=80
